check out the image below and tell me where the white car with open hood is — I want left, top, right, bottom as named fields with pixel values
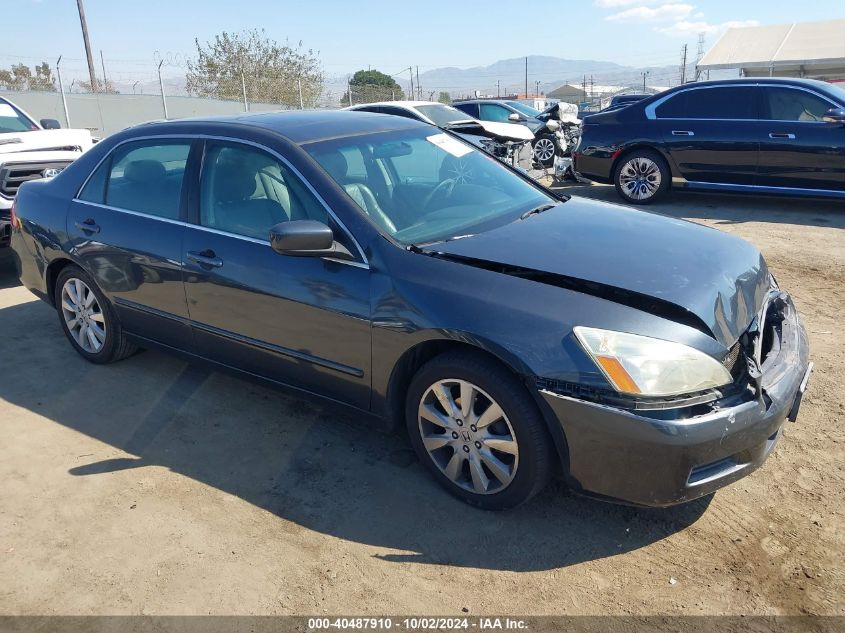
left=0, top=96, right=95, bottom=246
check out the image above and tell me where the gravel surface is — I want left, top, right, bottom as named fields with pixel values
left=0, top=185, right=842, bottom=615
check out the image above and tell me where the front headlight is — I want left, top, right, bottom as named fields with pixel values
left=573, top=326, right=732, bottom=397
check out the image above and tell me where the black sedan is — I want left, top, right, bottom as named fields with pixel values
left=574, top=78, right=845, bottom=204
left=10, top=111, right=811, bottom=509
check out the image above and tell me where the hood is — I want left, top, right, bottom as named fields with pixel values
left=0, top=129, right=94, bottom=155
left=474, top=120, right=534, bottom=141
left=427, top=196, right=770, bottom=348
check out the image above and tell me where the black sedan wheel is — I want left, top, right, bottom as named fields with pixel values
left=406, top=350, right=553, bottom=510
left=532, top=135, right=557, bottom=167
left=613, top=149, right=669, bottom=204
left=54, top=265, right=137, bottom=364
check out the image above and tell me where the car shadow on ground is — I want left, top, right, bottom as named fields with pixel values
left=0, top=265, right=711, bottom=572
left=552, top=181, right=845, bottom=229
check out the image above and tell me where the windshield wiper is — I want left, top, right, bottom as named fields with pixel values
left=519, top=203, right=557, bottom=220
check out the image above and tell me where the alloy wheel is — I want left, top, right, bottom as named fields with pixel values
left=417, top=379, right=519, bottom=495
left=533, top=137, right=556, bottom=163
left=60, top=278, right=106, bottom=353
left=618, top=156, right=662, bottom=200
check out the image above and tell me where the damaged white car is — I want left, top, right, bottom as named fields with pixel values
left=0, top=96, right=95, bottom=246
left=345, top=101, right=534, bottom=168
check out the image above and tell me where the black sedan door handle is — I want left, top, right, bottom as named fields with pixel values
left=769, top=133, right=796, bottom=140
left=671, top=130, right=694, bottom=136
left=186, top=250, right=223, bottom=268
left=74, top=219, right=100, bottom=234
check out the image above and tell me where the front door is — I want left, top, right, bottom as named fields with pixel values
left=182, top=140, right=371, bottom=409
left=756, top=85, right=845, bottom=191
left=68, top=138, right=193, bottom=348
left=656, top=85, right=762, bottom=185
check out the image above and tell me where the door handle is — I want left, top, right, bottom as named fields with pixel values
left=769, top=133, right=796, bottom=139
left=187, top=250, right=223, bottom=268
left=671, top=130, right=694, bottom=136
left=74, top=219, right=100, bottom=234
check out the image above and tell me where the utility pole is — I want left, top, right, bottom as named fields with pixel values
left=99, top=50, right=108, bottom=91
left=157, top=60, right=168, bottom=119
left=679, top=44, right=688, bottom=85
left=416, top=65, right=420, bottom=100
left=642, top=70, right=649, bottom=92
left=694, top=32, right=706, bottom=81
left=75, top=0, right=98, bottom=92
left=56, top=56, right=70, bottom=127
left=496, top=79, right=500, bottom=98
left=590, top=75, right=594, bottom=98
left=535, top=80, right=540, bottom=97
left=524, top=56, right=528, bottom=98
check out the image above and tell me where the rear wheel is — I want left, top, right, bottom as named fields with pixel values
left=406, top=350, right=553, bottom=510
left=54, top=265, right=137, bottom=364
left=613, top=149, right=669, bottom=204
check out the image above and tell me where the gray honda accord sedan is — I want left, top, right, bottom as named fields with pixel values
left=10, top=111, right=811, bottom=510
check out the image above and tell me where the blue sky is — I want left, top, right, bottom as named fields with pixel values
left=5, top=0, right=839, bottom=83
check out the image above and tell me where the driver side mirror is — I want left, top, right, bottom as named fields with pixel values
left=823, top=107, right=845, bottom=124
left=269, top=220, right=354, bottom=261
left=40, top=118, right=61, bottom=129
left=508, top=113, right=522, bottom=122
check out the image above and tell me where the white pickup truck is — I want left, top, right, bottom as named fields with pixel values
left=0, top=96, right=95, bottom=246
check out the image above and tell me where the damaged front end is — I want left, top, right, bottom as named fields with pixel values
left=537, top=278, right=812, bottom=506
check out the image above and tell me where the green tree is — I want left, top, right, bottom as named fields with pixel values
left=342, top=69, right=405, bottom=105
left=186, top=29, right=324, bottom=107
left=437, top=91, right=451, bottom=105
left=0, top=62, right=57, bottom=92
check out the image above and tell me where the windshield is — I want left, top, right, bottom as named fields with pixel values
left=415, top=104, right=474, bottom=127
left=0, top=99, right=38, bottom=133
left=504, top=101, right=541, bottom=117
left=305, top=127, right=554, bottom=245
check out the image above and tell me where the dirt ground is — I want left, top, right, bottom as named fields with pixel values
left=0, top=185, right=842, bottom=616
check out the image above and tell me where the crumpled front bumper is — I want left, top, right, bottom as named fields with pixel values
left=540, top=294, right=811, bottom=507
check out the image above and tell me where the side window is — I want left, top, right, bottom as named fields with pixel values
left=655, top=93, right=686, bottom=118
left=104, top=141, right=190, bottom=219
left=764, top=87, right=833, bottom=122
left=199, top=142, right=327, bottom=241
left=656, top=87, right=757, bottom=119
left=381, top=106, right=421, bottom=121
left=479, top=103, right=512, bottom=122
left=78, top=159, right=109, bottom=204
left=454, top=103, right=478, bottom=118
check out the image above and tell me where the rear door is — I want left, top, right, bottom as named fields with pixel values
left=68, top=138, right=194, bottom=348
left=757, top=85, right=845, bottom=191
left=181, top=139, right=371, bottom=408
left=654, top=85, right=763, bottom=185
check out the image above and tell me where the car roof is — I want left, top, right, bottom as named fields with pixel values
left=134, top=109, right=429, bottom=144
left=348, top=101, right=445, bottom=109
left=662, top=77, right=833, bottom=94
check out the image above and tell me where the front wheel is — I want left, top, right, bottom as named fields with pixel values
left=532, top=134, right=558, bottom=167
left=613, top=149, right=669, bottom=204
left=406, top=350, right=553, bottom=510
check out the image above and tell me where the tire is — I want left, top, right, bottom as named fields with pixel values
left=406, top=350, right=553, bottom=510
left=532, top=134, right=558, bottom=167
left=613, top=148, right=670, bottom=204
left=54, top=265, right=137, bottom=364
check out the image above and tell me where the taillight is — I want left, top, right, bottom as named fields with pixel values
left=9, top=198, right=18, bottom=229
